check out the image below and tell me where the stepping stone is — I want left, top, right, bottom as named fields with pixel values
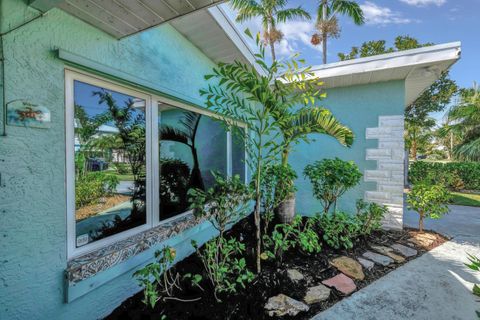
left=357, top=257, right=374, bottom=271
left=390, top=243, right=418, bottom=258
left=362, top=251, right=394, bottom=266
left=287, top=269, right=304, bottom=282
left=303, top=284, right=331, bottom=304
left=265, top=294, right=309, bottom=317
left=322, top=273, right=356, bottom=295
left=370, top=245, right=406, bottom=263
left=330, top=256, right=365, bottom=280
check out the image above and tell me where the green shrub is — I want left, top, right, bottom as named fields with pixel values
left=192, top=238, right=254, bottom=301
left=355, top=199, right=389, bottom=236
left=188, top=173, right=253, bottom=301
left=317, top=212, right=360, bottom=250
left=262, top=215, right=321, bottom=262
left=409, top=161, right=480, bottom=191
left=407, top=183, right=450, bottom=232
left=75, top=172, right=119, bottom=208
left=304, top=158, right=362, bottom=213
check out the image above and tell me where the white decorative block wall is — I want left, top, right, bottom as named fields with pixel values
left=365, top=115, right=405, bottom=230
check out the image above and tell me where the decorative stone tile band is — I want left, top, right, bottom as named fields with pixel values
left=365, top=115, right=405, bottom=230
left=66, top=213, right=205, bottom=284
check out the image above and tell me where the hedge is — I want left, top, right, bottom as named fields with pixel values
left=409, top=161, right=480, bottom=191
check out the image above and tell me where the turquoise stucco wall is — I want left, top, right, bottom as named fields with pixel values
left=0, top=1, right=405, bottom=319
left=292, top=80, right=405, bottom=215
left=0, top=1, right=224, bottom=319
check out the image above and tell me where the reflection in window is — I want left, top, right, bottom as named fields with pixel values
left=73, top=80, right=147, bottom=247
left=158, top=104, right=244, bottom=221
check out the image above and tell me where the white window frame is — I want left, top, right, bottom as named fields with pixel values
left=65, top=69, right=248, bottom=260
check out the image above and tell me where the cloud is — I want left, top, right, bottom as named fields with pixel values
left=360, top=1, right=412, bottom=25
left=399, top=0, right=446, bottom=7
left=277, top=20, right=322, bottom=56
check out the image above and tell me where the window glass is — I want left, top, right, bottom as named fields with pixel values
left=73, top=80, right=147, bottom=247
left=232, top=126, right=246, bottom=181
left=158, top=104, right=228, bottom=221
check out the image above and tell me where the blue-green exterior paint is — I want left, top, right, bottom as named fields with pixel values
left=293, top=80, right=405, bottom=215
left=0, top=1, right=405, bottom=319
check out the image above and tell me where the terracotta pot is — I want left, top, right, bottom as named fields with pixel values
left=276, top=195, right=296, bottom=224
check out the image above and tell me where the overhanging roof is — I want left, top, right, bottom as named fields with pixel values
left=30, top=1, right=255, bottom=66
left=31, top=0, right=224, bottom=38
left=311, top=42, right=461, bottom=106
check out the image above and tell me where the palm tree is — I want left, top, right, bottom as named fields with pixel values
left=230, top=0, right=311, bottom=62
left=446, top=83, right=480, bottom=161
left=160, top=111, right=205, bottom=190
left=311, top=0, right=365, bottom=64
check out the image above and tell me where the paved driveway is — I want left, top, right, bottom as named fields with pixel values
left=312, top=205, right=480, bottom=320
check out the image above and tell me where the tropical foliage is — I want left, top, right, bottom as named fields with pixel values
left=200, top=30, right=352, bottom=272
left=445, top=84, right=480, bottom=161
left=312, top=0, right=365, bottom=64
left=230, top=0, right=311, bottom=61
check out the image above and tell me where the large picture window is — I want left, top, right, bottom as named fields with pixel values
left=158, top=104, right=233, bottom=221
left=66, top=70, right=246, bottom=258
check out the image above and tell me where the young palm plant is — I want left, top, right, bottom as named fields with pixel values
left=311, top=0, right=365, bottom=64
left=200, top=30, right=353, bottom=272
left=230, top=0, right=311, bottom=62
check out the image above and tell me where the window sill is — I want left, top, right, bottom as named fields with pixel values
left=66, top=212, right=204, bottom=285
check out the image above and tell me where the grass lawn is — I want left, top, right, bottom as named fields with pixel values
left=450, top=192, right=480, bottom=207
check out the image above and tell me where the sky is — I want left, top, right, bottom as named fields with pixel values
left=221, top=0, right=480, bottom=122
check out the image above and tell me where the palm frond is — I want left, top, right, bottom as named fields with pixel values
left=332, top=0, right=365, bottom=25
left=276, top=7, right=311, bottom=23
left=180, top=111, right=202, bottom=138
left=160, top=126, right=190, bottom=145
left=282, top=107, right=354, bottom=147
left=454, top=136, right=480, bottom=162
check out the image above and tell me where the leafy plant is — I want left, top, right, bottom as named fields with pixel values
left=133, top=247, right=182, bottom=309
left=465, top=254, right=480, bottom=297
left=188, top=173, right=254, bottom=301
left=263, top=215, right=321, bottom=262
left=355, top=199, right=388, bottom=236
left=317, top=212, right=360, bottom=250
left=304, top=158, right=362, bottom=214
left=189, top=173, right=251, bottom=239
left=407, top=183, right=451, bottom=232
left=192, top=238, right=254, bottom=301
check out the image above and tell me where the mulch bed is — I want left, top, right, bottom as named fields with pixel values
left=106, top=216, right=448, bottom=320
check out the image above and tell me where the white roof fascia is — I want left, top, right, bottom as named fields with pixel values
left=311, top=42, right=461, bottom=80
left=208, top=6, right=264, bottom=74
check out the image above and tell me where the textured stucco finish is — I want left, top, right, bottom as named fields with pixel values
left=293, top=81, right=405, bottom=216
left=0, top=1, right=220, bottom=319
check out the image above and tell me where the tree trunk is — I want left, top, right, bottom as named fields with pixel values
left=270, top=39, right=276, bottom=63
left=322, top=0, right=328, bottom=64
left=418, top=213, right=424, bottom=233
left=412, top=138, right=417, bottom=160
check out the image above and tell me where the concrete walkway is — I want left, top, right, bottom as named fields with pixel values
left=313, top=205, right=480, bottom=320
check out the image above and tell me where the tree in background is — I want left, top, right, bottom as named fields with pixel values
left=230, top=0, right=310, bottom=62
left=338, top=36, right=458, bottom=159
left=311, top=0, right=365, bottom=64
left=445, top=84, right=480, bottom=161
